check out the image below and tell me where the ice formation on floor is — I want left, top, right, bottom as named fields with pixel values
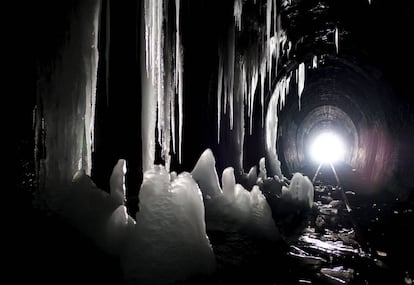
left=281, top=172, right=314, bottom=209
left=122, top=165, right=215, bottom=284
left=193, top=149, right=280, bottom=241
left=58, top=158, right=215, bottom=284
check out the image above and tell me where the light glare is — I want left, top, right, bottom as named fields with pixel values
left=310, top=132, right=345, bottom=163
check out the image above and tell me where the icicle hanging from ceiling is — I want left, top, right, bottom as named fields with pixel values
left=142, top=0, right=183, bottom=171
left=334, top=26, right=339, bottom=54
left=297, top=62, right=306, bottom=110
left=216, top=0, right=286, bottom=172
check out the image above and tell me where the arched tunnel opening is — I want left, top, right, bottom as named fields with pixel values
left=274, top=55, right=397, bottom=195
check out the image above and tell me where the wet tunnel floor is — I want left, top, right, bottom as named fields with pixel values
left=273, top=185, right=414, bottom=285
left=14, top=176, right=414, bottom=285
left=210, top=183, right=414, bottom=285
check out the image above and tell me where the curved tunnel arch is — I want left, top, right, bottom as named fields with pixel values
left=265, top=55, right=397, bottom=192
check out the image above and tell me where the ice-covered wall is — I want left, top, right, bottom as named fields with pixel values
left=36, top=0, right=101, bottom=205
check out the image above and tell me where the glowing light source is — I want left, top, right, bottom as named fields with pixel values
left=310, top=132, right=345, bottom=163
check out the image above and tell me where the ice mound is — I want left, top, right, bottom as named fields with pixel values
left=122, top=165, right=216, bottom=284
left=59, top=159, right=133, bottom=254
left=281, top=172, right=314, bottom=209
left=192, top=149, right=279, bottom=241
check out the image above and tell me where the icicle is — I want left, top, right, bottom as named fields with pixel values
left=334, top=27, right=339, bottom=54
left=279, top=79, right=284, bottom=110
left=249, top=67, right=258, bottom=135
left=368, top=0, right=371, bottom=4
left=260, top=59, right=266, bottom=127
left=142, top=0, right=184, bottom=169
left=234, top=64, right=245, bottom=172
left=176, top=0, right=183, bottom=164
left=287, top=41, right=292, bottom=58
left=228, top=26, right=235, bottom=130
left=234, top=0, right=243, bottom=31
left=273, top=0, right=278, bottom=76
left=223, top=73, right=228, bottom=114
left=217, top=53, right=223, bottom=143
left=105, top=0, right=110, bottom=106
left=312, top=55, right=318, bottom=69
left=171, top=94, right=176, bottom=152
left=242, top=61, right=247, bottom=109
left=286, top=73, right=291, bottom=100
left=298, top=62, right=305, bottom=110
left=142, top=0, right=156, bottom=171
left=266, top=0, right=272, bottom=88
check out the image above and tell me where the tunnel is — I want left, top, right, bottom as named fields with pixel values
left=16, top=0, right=414, bottom=284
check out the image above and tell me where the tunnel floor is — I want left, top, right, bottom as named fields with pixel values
left=15, top=181, right=413, bottom=285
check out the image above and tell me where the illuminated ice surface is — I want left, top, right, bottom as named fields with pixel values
left=281, top=173, right=314, bottom=209
left=191, top=149, right=279, bottom=241
left=122, top=166, right=215, bottom=284
left=51, top=150, right=285, bottom=283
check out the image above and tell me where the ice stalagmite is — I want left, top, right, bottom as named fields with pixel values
left=123, top=166, right=215, bottom=284
left=109, top=159, right=127, bottom=206
left=189, top=150, right=279, bottom=241
left=191, top=149, right=223, bottom=199
left=282, top=173, right=314, bottom=209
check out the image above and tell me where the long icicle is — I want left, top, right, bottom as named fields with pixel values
left=176, top=0, right=183, bottom=163
left=228, top=25, right=235, bottom=130
left=334, top=26, right=339, bottom=54
left=217, top=52, right=223, bottom=143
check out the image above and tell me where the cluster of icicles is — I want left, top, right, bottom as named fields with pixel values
left=141, top=0, right=347, bottom=173
left=142, top=0, right=183, bottom=172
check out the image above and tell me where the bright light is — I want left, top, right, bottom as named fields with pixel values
left=310, top=132, right=346, bottom=163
